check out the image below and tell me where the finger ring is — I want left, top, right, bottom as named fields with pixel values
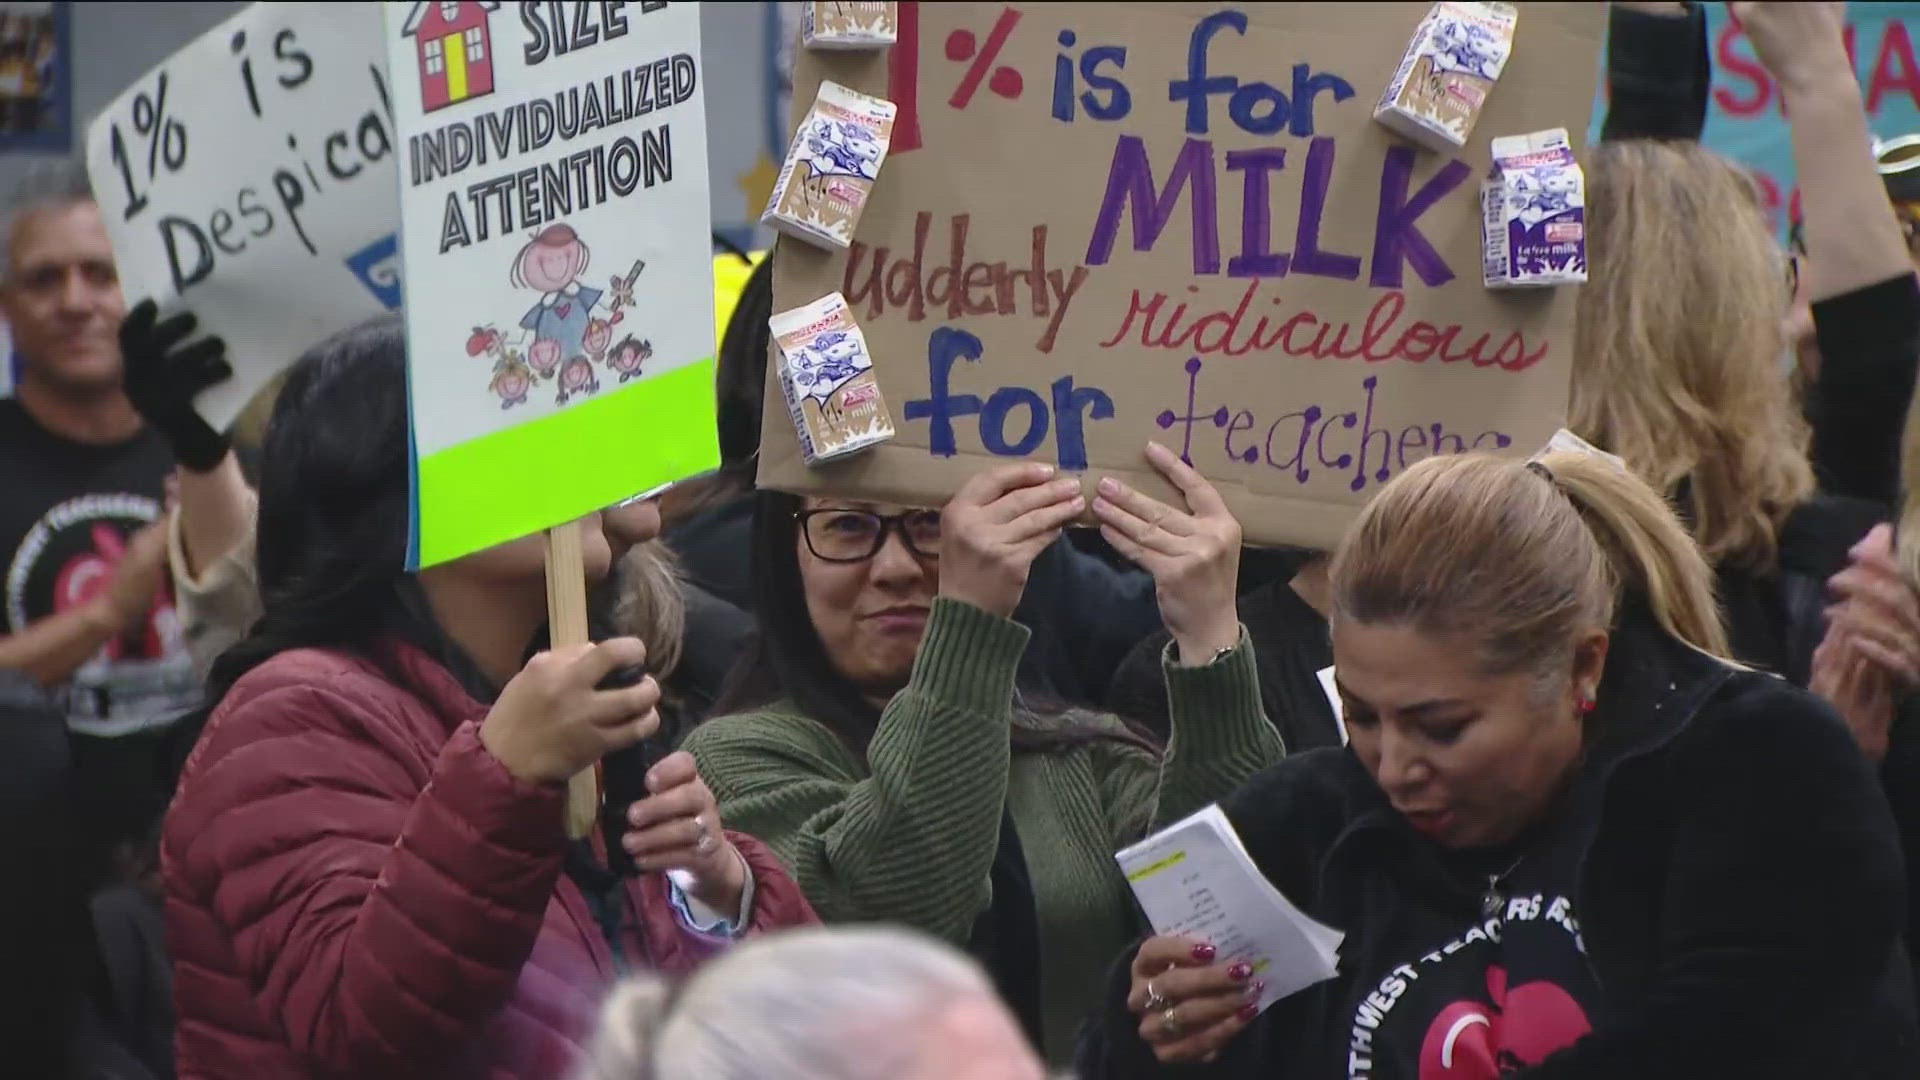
left=1143, top=980, right=1169, bottom=1012
left=1160, top=1005, right=1184, bottom=1039
left=693, top=819, right=719, bottom=855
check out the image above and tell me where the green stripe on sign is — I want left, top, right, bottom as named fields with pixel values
left=413, top=358, right=719, bottom=569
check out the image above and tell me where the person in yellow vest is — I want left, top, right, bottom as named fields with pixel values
left=714, top=249, right=767, bottom=347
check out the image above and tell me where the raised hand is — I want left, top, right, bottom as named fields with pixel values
left=1729, top=2, right=1850, bottom=91
left=118, top=299, right=234, bottom=472
left=479, top=638, right=661, bottom=785
left=1093, top=442, right=1243, bottom=665
left=937, top=462, right=1084, bottom=618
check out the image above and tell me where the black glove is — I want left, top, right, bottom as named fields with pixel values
left=119, top=299, right=234, bottom=473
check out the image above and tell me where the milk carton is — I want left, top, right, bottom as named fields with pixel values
left=1481, top=128, right=1587, bottom=288
left=762, top=81, right=897, bottom=251
left=771, top=293, right=896, bottom=464
left=802, top=2, right=897, bottom=49
left=1374, top=1, right=1518, bottom=152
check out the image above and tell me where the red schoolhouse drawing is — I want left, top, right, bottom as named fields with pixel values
left=401, top=1, right=499, bottom=113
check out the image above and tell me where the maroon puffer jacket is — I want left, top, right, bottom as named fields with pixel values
left=163, top=641, right=816, bottom=1079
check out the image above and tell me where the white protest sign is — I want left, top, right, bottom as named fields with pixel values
left=85, top=2, right=402, bottom=430
left=383, top=0, right=718, bottom=568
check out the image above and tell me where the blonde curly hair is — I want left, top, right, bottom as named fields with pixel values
left=1570, top=140, right=1815, bottom=573
left=614, top=540, right=686, bottom=681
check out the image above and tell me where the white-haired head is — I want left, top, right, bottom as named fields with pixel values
left=574, top=926, right=1050, bottom=1080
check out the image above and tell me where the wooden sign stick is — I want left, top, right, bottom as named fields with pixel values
left=545, top=519, right=600, bottom=839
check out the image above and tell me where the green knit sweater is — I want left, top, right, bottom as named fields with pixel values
left=684, top=597, right=1284, bottom=1062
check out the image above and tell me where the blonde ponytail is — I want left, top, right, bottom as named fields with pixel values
left=1535, top=449, right=1731, bottom=660
left=1332, top=451, right=1731, bottom=677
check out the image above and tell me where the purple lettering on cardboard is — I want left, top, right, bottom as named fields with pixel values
left=1370, top=146, right=1470, bottom=289
left=1086, top=135, right=1221, bottom=274
left=1225, top=147, right=1289, bottom=278
left=1156, top=356, right=1516, bottom=491
left=1292, top=137, right=1362, bottom=281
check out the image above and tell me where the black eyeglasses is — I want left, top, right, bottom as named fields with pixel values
left=798, top=508, right=942, bottom=563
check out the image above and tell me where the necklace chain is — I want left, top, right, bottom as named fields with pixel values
left=1479, top=850, right=1529, bottom=919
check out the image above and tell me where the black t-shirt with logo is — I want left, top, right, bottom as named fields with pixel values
left=1326, top=770, right=1609, bottom=1080
left=0, top=397, right=196, bottom=737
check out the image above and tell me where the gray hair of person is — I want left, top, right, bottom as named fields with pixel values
left=572, top=926, right=1013, bottom=1080
left=614, top=539, right=686, bottom=680
left=1, top=155, right=93, bottom=264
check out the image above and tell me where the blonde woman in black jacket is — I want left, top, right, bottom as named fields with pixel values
left=1078, top=449, right=1917, bottom=1079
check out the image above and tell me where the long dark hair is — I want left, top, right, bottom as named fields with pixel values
left=710, top=489, right=1156, bottom=757
left=174, top=316, right=495, bottom=781
left=662, top=255, right=772, bottom=525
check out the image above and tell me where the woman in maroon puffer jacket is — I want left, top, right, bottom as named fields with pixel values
left=162, top=316, right=814, bottom=1079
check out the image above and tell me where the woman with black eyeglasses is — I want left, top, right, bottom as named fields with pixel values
left=685, top=444, right=1284, bottom=1067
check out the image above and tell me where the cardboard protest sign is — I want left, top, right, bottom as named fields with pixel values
left=85, top=3, right=400, bottom=430
left=384, top=0, right=717, bottom=569
left=760, top=2, right=1605, bottom=551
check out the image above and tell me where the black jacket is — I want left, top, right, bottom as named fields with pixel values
left=1076, top=605, right=1919, bottom=1078
left=1105, top=576, right=1339, bottom=753
left=1717, top=493, right=1889, bottom=687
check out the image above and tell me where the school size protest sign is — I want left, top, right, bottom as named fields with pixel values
left=386, top=0, right=718, bottom=568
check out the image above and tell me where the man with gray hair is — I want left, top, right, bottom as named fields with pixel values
left=0, top=158, right=244, bottom=892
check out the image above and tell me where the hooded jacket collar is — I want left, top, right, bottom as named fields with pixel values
left=1322, top=594, right=1742, bottom=860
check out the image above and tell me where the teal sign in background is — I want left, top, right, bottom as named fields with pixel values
left=1592, top=3, right=1920, bottom=236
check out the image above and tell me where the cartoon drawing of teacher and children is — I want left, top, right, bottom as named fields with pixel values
left=467, top=222, right=651, bottom=409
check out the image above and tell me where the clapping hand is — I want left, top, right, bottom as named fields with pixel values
left=1812, top=524, right=1920, bottom=762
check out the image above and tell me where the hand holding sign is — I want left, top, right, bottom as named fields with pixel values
left=119, top=300, right=233, bottom=473
left=937, top=463, right=1084, bottom=618
left=1093, top=442, right=1244, bottom=666
left=480, top=638, right=662, bottom=786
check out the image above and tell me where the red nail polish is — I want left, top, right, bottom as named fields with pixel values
left=1192, top=943, right=1216, bottom=961
left=1238, top=1003, right=1259, bottom=1021
left=1228, top=962, right=1253, bottom=980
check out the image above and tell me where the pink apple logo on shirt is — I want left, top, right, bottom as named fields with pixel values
left=53, top=522, right=167, bottom=661
left=1418, top=966, right=1590, bottom=1079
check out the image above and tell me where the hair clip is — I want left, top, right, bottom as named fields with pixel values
left=1530, top=428, right=1627, bottom=473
